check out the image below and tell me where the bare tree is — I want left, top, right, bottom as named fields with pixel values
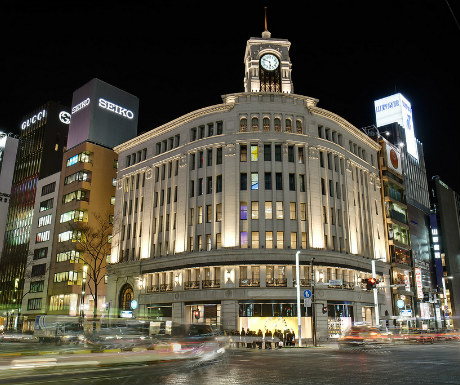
left=65, top=212, right=116, bottom=326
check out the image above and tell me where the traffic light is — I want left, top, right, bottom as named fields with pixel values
left=194, top=309, right=200, bottom=320
left=367, top=277, right=377, bottom=290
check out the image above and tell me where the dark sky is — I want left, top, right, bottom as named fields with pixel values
left=1, top=1, right=459, bottom=191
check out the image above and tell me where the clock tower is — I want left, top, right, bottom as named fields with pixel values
left=243, top=25, right=293, bottom=93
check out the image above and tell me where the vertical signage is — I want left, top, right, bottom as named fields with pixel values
left=415, top=268, right=423, bottom=299
left=404, top=271, right=411, bottom=291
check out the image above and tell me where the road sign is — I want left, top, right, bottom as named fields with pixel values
left=303, top=289, right=312, bottom=299
left=304, top=298, right=312, bottom=307
left=396, top=299, right=405, bottom=309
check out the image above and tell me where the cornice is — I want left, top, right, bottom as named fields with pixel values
left=308, top=106, right=381, bottom=151
left=114, top=102, right=235, bottom=154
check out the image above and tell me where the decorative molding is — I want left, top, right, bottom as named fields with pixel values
left=225, top=143, right=236, bottom=156
left=179, top=154, right=187, bottom=167
left=308, top=146, right=319, bottom=160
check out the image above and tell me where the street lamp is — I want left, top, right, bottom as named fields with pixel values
left=295, top=250, right=302, bottom=347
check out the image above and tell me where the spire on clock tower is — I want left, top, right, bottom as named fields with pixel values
left=262, top=6, right=271, bottom=39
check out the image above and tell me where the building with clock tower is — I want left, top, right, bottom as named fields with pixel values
left=107, top=27, right=391, bottom=342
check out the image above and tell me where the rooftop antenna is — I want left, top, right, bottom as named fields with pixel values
left=262, top=7, right=271, bottom=38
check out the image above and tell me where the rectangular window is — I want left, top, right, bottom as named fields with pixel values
left=198, top=178, right=203, bottom=195
left=240, top=173, right=247, bottom=190
left=302, top=232, right=307, bottom=249
left=288, top=146, right=294, bottom=162
left=251, top=173, right=259, bottom=190
left=240, top=145, right=247, bottom=162
left=216, top=203, right=222, bottom=222
left=198, top=206, right=203, bottom=224
left=60, top=210, right=86, bottom=223
left=56, top=250, right=80, bottom=263
left=323, top=206, right=328, bottom=223
left=329, top=180, right=334, bottom=197
left=27, top=298, right=42, bottom=311
left=290, top=202, right=296, bottom=220
left=240, top=201, right=248, bottom=220
left=276, top=201, right=284, bottom=219
left=36, top=230, right=50, bottom=243
left=30, top=280, right=44, bottom=293
left=62, top=190, right=88, bottom=204
left=206, top=176, right=212, bottom=194
left=265, top=201, right=273, bottom=219
left=277, top=231, right=284, bottom=248
left=207, top=149, right=213, bottom=166
left=252, top=231, right=259, bottom=248
left=275, top=145, right=282, bottom=161
left=327, top=153, right=332, bottom=170
left=298, top=147, right=304, bottom=164
left=299, top=174, right=305, bottom=192
left=331, top=208, right=335, bottom=225
left=206, top=205, right=212, bottom=223
left=291, top=232, right=297, bottom=249
left=33, top=247, right=48, bottom=260
left=190, top=181, right=194, bottom=197
left=41, top=182, right=56, bottom=196
left=240, top=231, right=248, bottom=248
left=250, top=145, right=258, bottom=161
left=276, top=173, right=283, bottom=190
left=216, top=233, right=222, bottom=249
left=265, top=172, right=272, bottom=190
left=320, top=151, right=324, bottom=167
left=199, top=151, right=204, bottom=168
left=31, top=264, right=46, bottom=277
left=206, top=234, right=212, bottom=250
left=321, top=178, right=326, bottom=195
left=66, top=152, right=90, bottom=167
left=38, top=214, right=52, bottom=227
left=39, top=198, right=53, bottom=212
left=266, top=231, right=273, bottom=249
left=289, top=173, right=295, bottom=191
left=189, top=208, right=194, bottom=225
left=264, top=144, right=271, bottom=161
left=300, top=203, right=307, bottom=221
left=216, top=175, right=222, bottom=193
left=191, top=127, right=197, bottom=141
left=251, top=201, right=259, bottom=219
left=216, top=147, right=222, bottom=164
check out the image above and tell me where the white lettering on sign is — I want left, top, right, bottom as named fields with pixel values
left=59, top=111, right=71, bottom=124
left=98, top=98, right=134, bottom=120
left=415, top=268, right=423, bottom=300
left=21, top=109, right=47, bottom=130
left=71, top=98, right=91, bottom=114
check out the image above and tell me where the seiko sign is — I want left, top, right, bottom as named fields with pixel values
left=98, top=98, right=134, bottom=120
left=72, top=98, right=91, bottom=114
left=21, top=109, right=46, bottom=130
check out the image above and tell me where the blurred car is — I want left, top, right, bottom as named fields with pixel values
left=338, top=325, right=392, bottom=349
left=405, top=329, right=436, bottom=344
left=151, top=323, right=226, bottom=363
left=433, top=329, right=460, bottom=342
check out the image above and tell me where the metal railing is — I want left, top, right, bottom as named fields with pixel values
left=202, top=279, right=220, bottom=288
left=266, top=278, right=287, bottom=287
left=184, top=280, right=200, bottom=290
left=239, top=278, right=260, bottom=287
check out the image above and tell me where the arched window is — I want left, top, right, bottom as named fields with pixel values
left=296, top=119, right=303, bottom=134
left=285, top=119, right=292, bottom=133
left=274, top=118, right=281, bottom=132
left=240, top=118, right=247, bottom=132
left=263, top=117, right=270, bottom=132
left=251, top=117, right=259, bottom=131
left=119, top=283, right=134, bottom=312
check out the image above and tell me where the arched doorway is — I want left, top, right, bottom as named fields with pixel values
left=119, top=283, right=134, bottom=315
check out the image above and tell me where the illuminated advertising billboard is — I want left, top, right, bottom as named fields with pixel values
left=67, top=78, right=139, bottom=149
left=374, top=93, right=419, bottom=161
left=384, top=141, right=402, bottom=175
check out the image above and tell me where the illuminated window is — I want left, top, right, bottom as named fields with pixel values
left=56, top=250, right=80, bottom=263
left=60, top=210, right=86, bottom=223
left=290, top=202, right=296, bottom=220
left=434, top=244, right=440, bottom=251
left=302, top=232, right=307, bottom=249
left=263, top=117, right=270, bottom=132
left=240, top=201, right=248, bottom=220
left=251, top=173, right=259, bottom=190
left=251, top=117, right=259, bottom=131
left=240, top=145, right=247, bottom=162
left=66, top=152, right=90, bottom=167
left=265, top=202, right=273, bottom=219
left=216, top=203, right=222, bottom=222
left=198, top=206, right=203, bottom=224
left=36, top=230, right=50, bottom=243
left=265, top=231, right=273, bottom=248
left=432, top=237, right=439, bottom=243
left=300, top=203, right=306, bottom=220
left=39, top=198, right=53, bottom=212
left=251, top=145, right=258, bottom=161
left=296, top=119, right=303, bottom=133
left=251, top=201, right=259, bottom=219
left=64, top=170, right=90, bottom=185
left=216, top=233, right=222, bottom=249
left=274, top=118, right=281, bottom=132
left=291, top=233, right=297, bottom=249
left=276, top=201, right=284, bottom=219
left=38, top=214, right=52, bottom=227
left=248, top=231, right=258, bottom=249
left=277, top=231, right=284, bottom=248
left=431, top=229, right=438, bottom=235
left=240, top=118, right=247, bottom=132
left=285, top=119, right=292, bottom=133
left=240, top=232, right=248, bottom=248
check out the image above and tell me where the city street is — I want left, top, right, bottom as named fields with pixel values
left=0, top=343, right=459, bottom=384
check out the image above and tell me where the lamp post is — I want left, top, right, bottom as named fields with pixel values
left=295, top=250, right=302, bottom=347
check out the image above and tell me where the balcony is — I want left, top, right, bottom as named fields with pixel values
left=239, top=278, right=260, bottom=287
left=389, top=209, right=407, bottom=224
left=202, top=279, right=220, bottom=288
left=293, top=279, right=312, bottom=287
left=266, top=278, right=287, bottom=287
left=146, top=284, right=172, bottom=293
left=184, top=281, right=200, bottom=290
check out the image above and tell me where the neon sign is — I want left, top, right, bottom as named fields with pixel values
left=21, top=109, right=46, bottom=130
left=71, top=98, right=91, bottom=114
left=98, top=98, right=134, bottom=119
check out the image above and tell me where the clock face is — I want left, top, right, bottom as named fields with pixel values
left=260, top=54, right=280, bottom=71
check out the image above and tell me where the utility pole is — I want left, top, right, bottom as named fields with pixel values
left=372, top=259, right=380, bottom=326
left=311, top=258, right=317, bottom=347
left=295, top=250, right=302, bottom=347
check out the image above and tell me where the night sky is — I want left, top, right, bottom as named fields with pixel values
left=1, top=1, right=459, bottom=192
